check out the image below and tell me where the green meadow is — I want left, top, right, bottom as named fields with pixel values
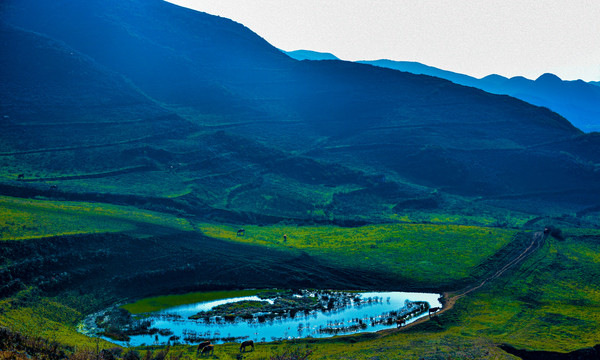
left=198, top=222, right=518, bottom=285
left=0, top=195, right=192, bottom=240
left=121, top=289, right=267, bottom=314
left=111, top=228, right=600, bottom=359
left=1, top=195, right=599, bottom=358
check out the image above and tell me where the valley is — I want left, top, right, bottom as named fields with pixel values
left=1, top=193, right=599, bottom=359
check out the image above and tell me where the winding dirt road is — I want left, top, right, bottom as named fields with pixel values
left=392, top=230, right=548, bottom=332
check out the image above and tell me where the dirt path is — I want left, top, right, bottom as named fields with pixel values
left=391, top=230, right=548, bottom=333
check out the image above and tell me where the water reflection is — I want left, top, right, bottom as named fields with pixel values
left=95, top=291, right=441, bottom=346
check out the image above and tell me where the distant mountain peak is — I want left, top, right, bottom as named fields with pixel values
left=357, top=59, right=600, bottom=133
left=536, top=73, right=562, bottom=83
left=479, top=74, right=509, bottom=86
left=284, top=49, right=340, bottom=61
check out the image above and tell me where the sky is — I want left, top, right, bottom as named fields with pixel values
left=166, top=0, right=600, bottom=82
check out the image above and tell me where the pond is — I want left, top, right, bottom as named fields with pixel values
left=81, top=290, right=441, bottom=347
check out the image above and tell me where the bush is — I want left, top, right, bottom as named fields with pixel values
left=269, top=347, right=314, bottom=360
left=545, top=226, right=565, bottom=241
left=123, top=350, right=141, bottom=360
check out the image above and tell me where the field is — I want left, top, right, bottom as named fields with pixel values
left=1, top=194, right=599, bottom=359
left=121, top=289, right=267, bottom=314
left=0, top=195, right=192, bottom=240
left=198, top=222, right=519, bottom=285
left=114, top=228, right=600, bottom=359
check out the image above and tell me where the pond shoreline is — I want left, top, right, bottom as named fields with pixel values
left=80, top=289, right=442, bottom=346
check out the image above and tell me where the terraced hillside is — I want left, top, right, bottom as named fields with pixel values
left=2, top=0, right=600, bottom=222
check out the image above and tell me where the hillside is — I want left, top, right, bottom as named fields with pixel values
left=360, top=59, right=600, bottom=132
left=3, top=0, right=600, bottom=223
left=0, top=23, right=195, bottom=173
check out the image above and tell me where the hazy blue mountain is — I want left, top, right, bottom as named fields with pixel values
left=358, top=59, right=476, bottom=86
left=590, top=81, right=600, bottom=87
left=2, top=0, right=600, bottom=219
left=361, top=60, right=600, bottom=132
left=285, top=49, right=340, bottom=61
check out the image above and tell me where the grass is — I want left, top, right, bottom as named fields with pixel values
left=121, top=289, right=267, bottom=314
left=237, top=228, right=600, bottom=359
left=48, top=171, right=195, bottom=198
left=0, top=227, right=598, bottom=359
left=464, top=229, right=600, bottom=351
left=0, top=289, right=114, bottom=350
left=0, top=188, right=597, bottom=359
left=198, top=222, right=518, bottom=284
left=0, top=195, right=193, bottom=241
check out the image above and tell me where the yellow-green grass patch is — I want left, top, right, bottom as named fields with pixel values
left=198, top=222, right=518, bottom=284
left=0, top=296, right=114, bottom=349
left=121, top=289, right=271, bottom=314
left=0, top=195, right=192, bottom=241
left=438, top=231, right=600, bottom=352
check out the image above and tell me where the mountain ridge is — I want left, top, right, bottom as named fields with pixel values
left=2, top=0, right=599, bottom=221
left=285, top=49, right=340, bottom=61
left=357, top=59, right=600, bottom=133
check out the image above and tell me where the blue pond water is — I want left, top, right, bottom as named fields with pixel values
left=105, top=291, right=441, bottom=346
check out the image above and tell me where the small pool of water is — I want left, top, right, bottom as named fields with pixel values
left=90, top=291, right=441, bottom=346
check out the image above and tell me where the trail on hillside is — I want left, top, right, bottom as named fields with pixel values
left=392, top=230, right=548, bottom=333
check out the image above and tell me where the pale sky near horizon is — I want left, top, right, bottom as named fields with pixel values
left=166, top=0, right=600, bottom=82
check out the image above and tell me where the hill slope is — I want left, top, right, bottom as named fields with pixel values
left=2, top=0, right=600, bottom=222
left=361, top=59, right=600, bottom=132
left=0, top=22, right=196, bottom=178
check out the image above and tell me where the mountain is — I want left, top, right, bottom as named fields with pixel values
left=360, top=60, right=600, bottom=133
left=0, top=21, right=197, bottom=175
left=357, top=59, right=476, bottom=86
left=285, top=49, right=340, bottom=61
left=2, top=0, right=600, bottom=223
left=590, top=81, right=600, bottom=87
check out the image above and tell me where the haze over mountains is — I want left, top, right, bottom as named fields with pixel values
left=361, top=60, right=600, bottom=133
left=2, top=0, right=600, bottom=224
left=286, top=50, right=600, bottom=133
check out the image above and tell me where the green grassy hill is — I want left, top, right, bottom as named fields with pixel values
left=3, top=0, right=600, bottom=218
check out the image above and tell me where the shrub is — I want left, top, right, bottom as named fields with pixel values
left=68, top=349, right=96, bottom=360
left=123, top=350, right=141, bottom=360
left=269, top=347, right=314, bottom=360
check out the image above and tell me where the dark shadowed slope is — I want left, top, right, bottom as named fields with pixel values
left=2, top=0, right=600, bottom=217
left=0, top=22, right=195, bottom=172
left=1, top=0, right=293, bottom=112
left=361, top=59, right=600, bottom=133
